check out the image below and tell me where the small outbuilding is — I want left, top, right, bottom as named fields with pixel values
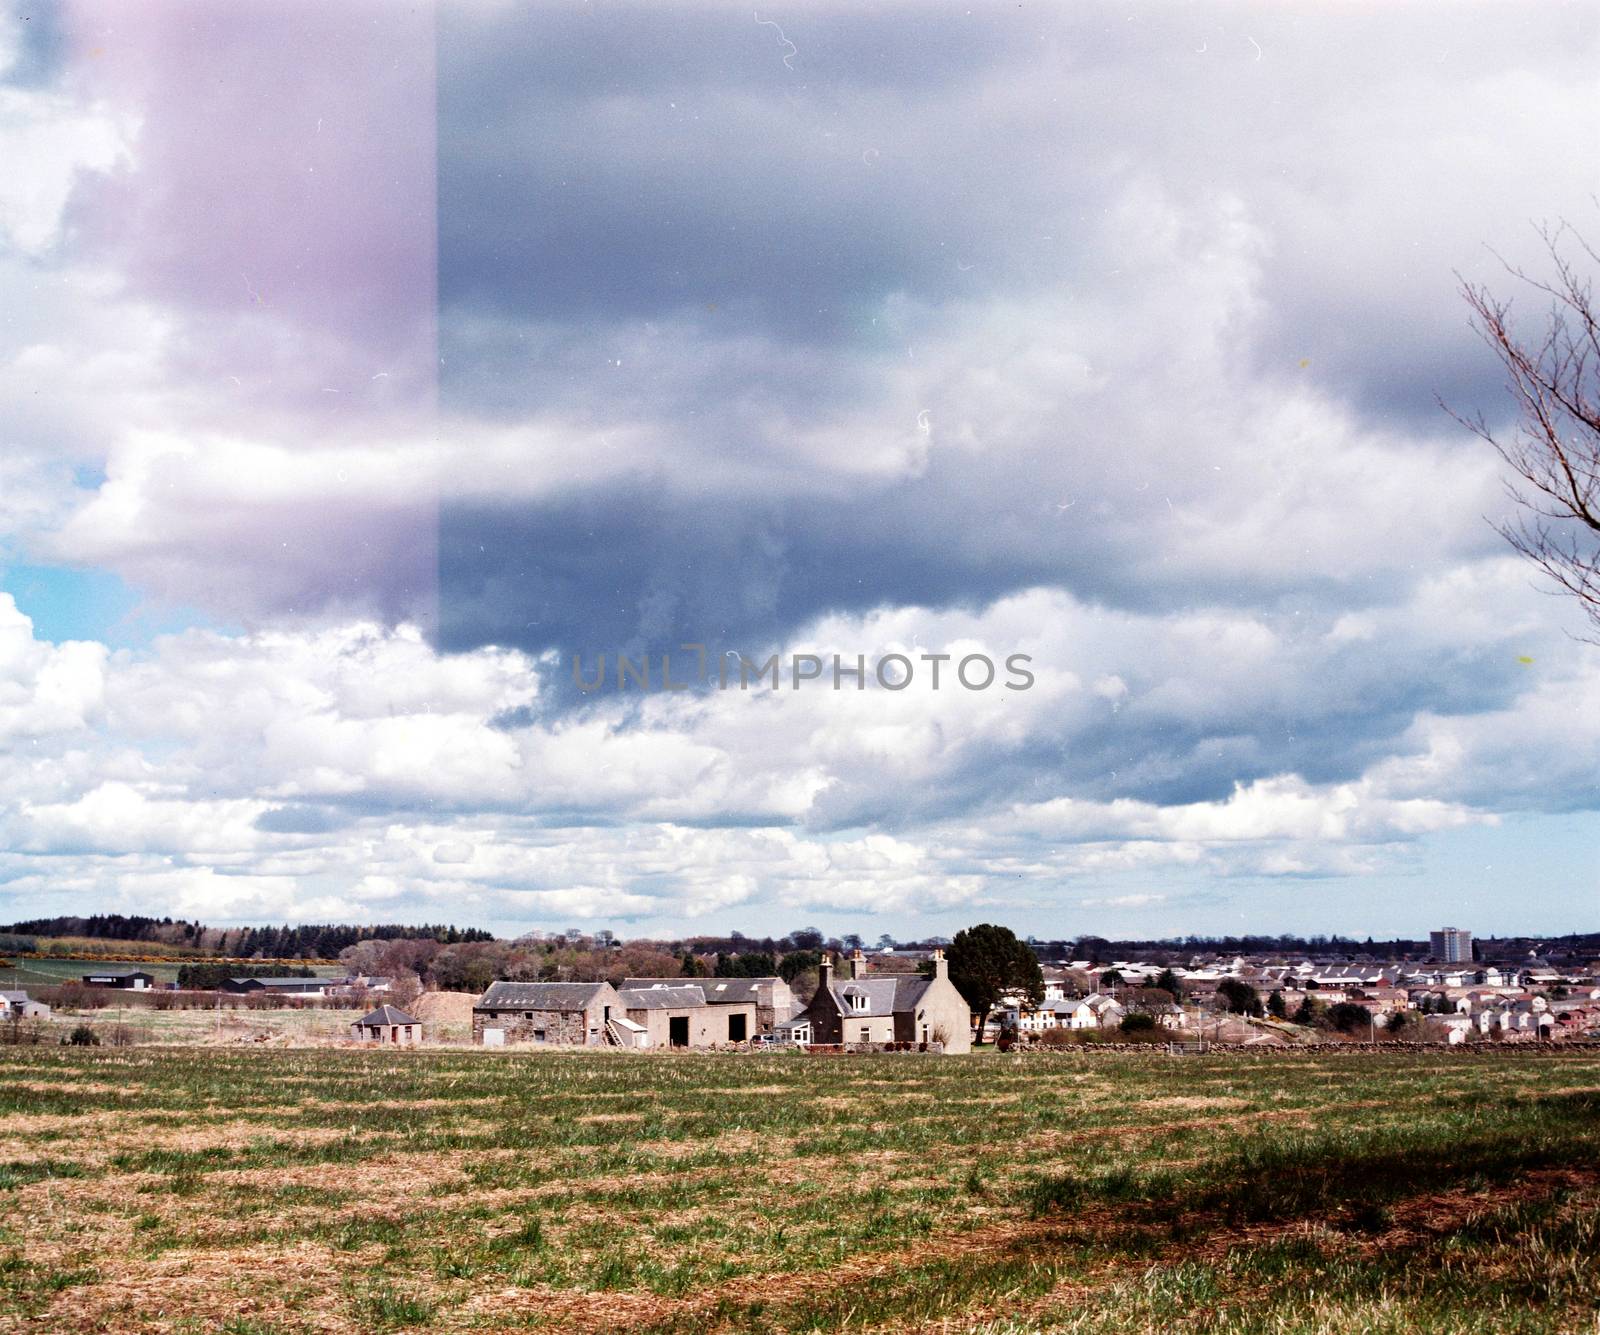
left=0, top=990, right=49, bottom=1020
left=351, top=1005, right=422, bottom=1045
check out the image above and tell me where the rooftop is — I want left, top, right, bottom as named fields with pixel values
left=355, top=1005, right=419, bottom=1027
left=475, top=981, right=610, bottom=1011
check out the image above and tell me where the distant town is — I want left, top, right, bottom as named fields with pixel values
left=3, top=915, right=1597, bottom=1052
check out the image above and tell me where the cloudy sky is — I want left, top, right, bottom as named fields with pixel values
left=1, top=0, right=1597, bottom=940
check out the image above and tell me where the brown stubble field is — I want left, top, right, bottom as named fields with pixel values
left=1, top=1045, right=1598, bottom=1334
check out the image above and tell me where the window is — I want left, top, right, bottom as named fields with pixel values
left=533, top=1028, right=546, bottom=1042
left=849, top=991, right=868, bottom=1012
left=859, top=1026, right=871, bottom=1042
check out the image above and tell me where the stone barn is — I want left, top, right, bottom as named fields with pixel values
left=617, top=984, right=758, bottom=1047
left=350, top=1004, right=422, bottom=1045
left=620, top=975, right=796, bottom=1035
left=473, top=981, right=623, bottom=1046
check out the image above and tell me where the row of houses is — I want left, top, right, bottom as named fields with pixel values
left=1071, top=958, right=1589, bottom=993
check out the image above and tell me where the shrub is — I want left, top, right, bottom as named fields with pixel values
left=65, top=1024, right=100, bottom=1047
left=1120, top=1013, right=1156, bottom=1034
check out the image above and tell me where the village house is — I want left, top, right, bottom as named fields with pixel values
left=617, top=984, right=757, bottom=1047
left=621, top=974, right=795, bottom=1035
left=350, top=1004, right=422, bottom=1045
left=81, top=968, right=154, bottom=990
left=775, top=949, right=972, bottom=1052
left=1053, top=993, right=1127, bottom=1031
left=473, top=981, right=623, bottom=1047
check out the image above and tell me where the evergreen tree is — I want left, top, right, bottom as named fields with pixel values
left=946, top=924, right=1045, bottom=1044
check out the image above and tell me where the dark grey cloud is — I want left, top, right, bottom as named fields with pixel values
left=436, top=0, right=1592, bottom=686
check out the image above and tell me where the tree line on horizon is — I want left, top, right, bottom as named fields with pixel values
left=1, top=915, right=494, bottom=960
left=7, top=915, right=1596, bottom=972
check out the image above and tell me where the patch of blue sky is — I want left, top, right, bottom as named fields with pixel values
left=1, top=562, right=232, bottom=648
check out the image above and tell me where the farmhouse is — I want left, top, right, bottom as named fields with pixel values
left=350, top=1005, right=422, bottom=1045
left=621, top=974, right=795, bottom=1034
left=778, top=949, right=972, bottom=1053
left=473, top=981, right=622, bottom=1047
left=617, top=984, right=758, bottom=1047
left=81, top=969, right=154, bottom=990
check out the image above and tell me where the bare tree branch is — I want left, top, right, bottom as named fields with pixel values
left=1445, top=223, right=1600, bottom=638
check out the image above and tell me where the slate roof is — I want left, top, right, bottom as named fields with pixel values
left=475, top=981, right=609, bottom=1011
left=618, top=986, right=708, bottom=1010
left=0, top=990, right=30, bottom=1004
left=620, top=977, right=775, bottom=1004
left=356, top=1005, right=419, bottom=1027
left=230, top=976, right=329, bottom=989
left=828, top=977, right=932, bottom=1018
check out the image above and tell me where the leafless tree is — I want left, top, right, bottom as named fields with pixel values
left=1455, top=224, right=1600, bottom=636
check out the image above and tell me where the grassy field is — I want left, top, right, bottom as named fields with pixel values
left=0, top=957, right=189, bottom=987
left=0, top=958, right=348, bottom=988
left=0, top=1047, right=1596, bottom=1334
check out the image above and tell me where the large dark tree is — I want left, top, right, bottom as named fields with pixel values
left=945, top=923, right=1044, bottom=1044
left=1457, top=225, right=1600, bottom=635
left=1216, top=978, right=1263, bottom=1017
left=1325, top=1001, right=1374, bottom=1036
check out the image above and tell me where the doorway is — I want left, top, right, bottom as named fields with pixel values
left=669, top=1015, right=690, bottom=1047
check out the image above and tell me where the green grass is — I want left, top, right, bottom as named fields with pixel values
left=0, top=1046, right=1596, bottom=1331
left=0, top=956, right=349, bottom=989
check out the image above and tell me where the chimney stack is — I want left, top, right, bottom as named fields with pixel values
left=932, top=947, right=948, bottom=980
left=849, top=948, right=868, bottom=980
left=818, top=953, right=834, bottom=991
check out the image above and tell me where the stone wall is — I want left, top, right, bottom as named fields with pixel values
left=473, top=1006, right=601, bottom=1046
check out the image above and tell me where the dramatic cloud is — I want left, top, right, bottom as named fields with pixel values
left=0, top=1, right=1595, bottom=935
